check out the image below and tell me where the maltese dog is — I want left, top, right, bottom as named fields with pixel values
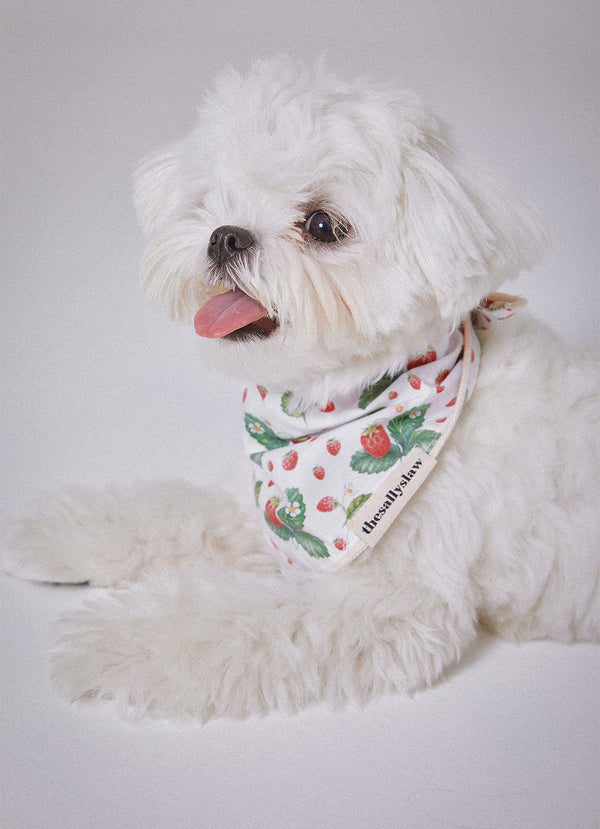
left=7, top=59, right=598, bottom=721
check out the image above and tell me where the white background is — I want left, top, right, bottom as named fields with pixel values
left=2, top=2, right=598, bottom=827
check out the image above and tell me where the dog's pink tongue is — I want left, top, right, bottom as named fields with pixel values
left=194, top=290, right=268, bottom=338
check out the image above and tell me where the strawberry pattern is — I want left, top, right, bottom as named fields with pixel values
left=243, top=294, right=525, bottom=571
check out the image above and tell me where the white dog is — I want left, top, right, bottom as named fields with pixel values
left=7, top=59, right=599, bottom=720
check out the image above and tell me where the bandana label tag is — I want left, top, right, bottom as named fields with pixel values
left=347, top=447, right=437, bottom=548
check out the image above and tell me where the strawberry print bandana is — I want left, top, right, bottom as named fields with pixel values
left=242, top=294, right=525, bottom=571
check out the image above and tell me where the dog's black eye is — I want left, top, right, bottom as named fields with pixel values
left=305, top=211, right=346, bottom=243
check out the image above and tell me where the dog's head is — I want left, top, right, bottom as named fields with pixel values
left=135, top=58, right=545, bottom=400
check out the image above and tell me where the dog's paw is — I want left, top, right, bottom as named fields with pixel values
left=5, top=483, right=200, bottom=586
left=52, top=567, right=321, bottom=720
left=4, top=488, right=110, bottom=585
left=5, top=483, right=272, bottom=587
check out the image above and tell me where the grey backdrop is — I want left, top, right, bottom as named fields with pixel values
left=2, top=3, right=598, bottom=828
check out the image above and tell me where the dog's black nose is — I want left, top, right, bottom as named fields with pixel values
left=208, top=225, right=255, bottom=265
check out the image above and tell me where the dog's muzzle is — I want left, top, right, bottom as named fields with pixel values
left=196, top=224, right=278, bottom=342
left=208, top=225, right=254, bottom=267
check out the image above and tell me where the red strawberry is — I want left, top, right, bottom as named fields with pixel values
left=257, top=385, right=268, bottom=399
left=388, top=390, right=398, bottom=400
left=406, top=348, right=437, bottom=371
left=265, top=497, right=283, bottom=527
left=320, top=401, right=335, bottom=413
left=327, top=438, right=341, bottom=456
left=242, top=389, right=248, bottom=403
left=408, top=374, right=421, bottom=391
left=282, top=450, right=298, bottom=471
left=317, top=496, right=337, bottom=512
left=436, top=417, right=447, bottom=423
left=267, top=460, right=274, bottom=472
left=360, top=424, right=391, bottom=458
left=313, top=466, right=325, bottom=480
left=333, top=538, right=347, bottom=551
left=445, top=397, right=457, bottom=407
left=435, top=368, right=449, bottom=394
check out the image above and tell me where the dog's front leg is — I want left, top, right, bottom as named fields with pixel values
left=52, top=560, right=478, bottom=720
left=4, top=482, right=276, bottom=587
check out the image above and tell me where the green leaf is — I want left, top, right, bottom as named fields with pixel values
left=388, top=405, right=430, bottom=450
left=280, top=391, right=307, bottom=419
left=294, top=530, right=330, bottom=558
left=357, top=373, right=399, bottom=409
left=244, top=413, right=289, bottom=449
left=349, top=443, right=403, bottom=474
left=266, top=519, right=293, bottom=541
left=250, top=451, right=266, bottom=466
left=254, top=480, right=262, bottom=506
left=277, top=487, right=306, bottom=529
left=407, top=429, right=440, bottom=454
left=345, top=493, right=372, bottom=522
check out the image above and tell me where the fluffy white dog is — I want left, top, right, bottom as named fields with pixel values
left=7, top=59, right=599, bottom=720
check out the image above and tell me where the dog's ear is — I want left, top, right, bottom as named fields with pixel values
left=401, top=142, right=546, bottom=314
left=134, top=143, right=184, bottom=237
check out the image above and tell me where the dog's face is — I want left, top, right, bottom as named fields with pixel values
left=135, top=59, right=544, bottom=400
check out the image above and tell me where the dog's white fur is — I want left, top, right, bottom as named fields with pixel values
left=6, top=59, right=599, bottom=721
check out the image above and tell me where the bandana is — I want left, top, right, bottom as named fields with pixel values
left=242, top=294, right=525, bottom=571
